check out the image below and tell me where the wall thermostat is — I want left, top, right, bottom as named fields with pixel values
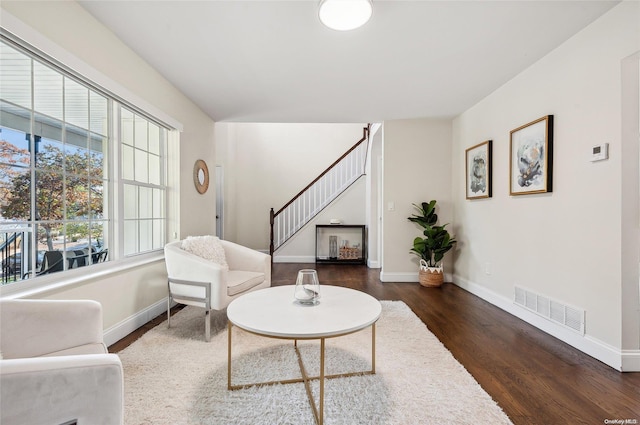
left=590, top=143, right=608, bottom=162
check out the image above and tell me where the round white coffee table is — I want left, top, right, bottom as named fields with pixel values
left=226, top=285, right=382, bottom=425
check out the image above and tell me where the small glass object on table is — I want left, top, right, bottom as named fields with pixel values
left=294, top=269, right=321, bottom=305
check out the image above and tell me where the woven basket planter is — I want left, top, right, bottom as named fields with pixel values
left=419, top=267, right=444, bottom=287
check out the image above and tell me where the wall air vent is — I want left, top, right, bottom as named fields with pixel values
left=514, top=286, right=585, bottom=335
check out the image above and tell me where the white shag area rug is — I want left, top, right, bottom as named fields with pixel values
left=119, top=301, right=513, bottom=425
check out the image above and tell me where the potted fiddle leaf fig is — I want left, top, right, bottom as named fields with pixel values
left=408, top=200, right=457, bottom=287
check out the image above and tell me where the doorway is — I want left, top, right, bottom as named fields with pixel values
left=215, top=165, right=224, bottom=239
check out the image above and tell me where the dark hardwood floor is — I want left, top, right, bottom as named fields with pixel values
left=110, top=263, right=640, bottom=425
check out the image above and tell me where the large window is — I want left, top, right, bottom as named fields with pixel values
left=0, top=36, right=169, bottom=286
left=121, top=107, right=166, bottom=256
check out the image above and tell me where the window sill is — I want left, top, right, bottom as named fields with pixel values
left=0, top=251, right=165, bottom=299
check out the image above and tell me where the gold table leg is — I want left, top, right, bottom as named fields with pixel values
left=228, top=323, right=377, bottom=425
left=320, top=338, right=325, bottom=425
left=295, top=339, right=321, bottom=424
left=227, top=321, right=232, bottom=390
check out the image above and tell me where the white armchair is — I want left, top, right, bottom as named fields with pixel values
left=164, top=237, right=271, bottom=341
left=0, top=299, right=123, bottom=425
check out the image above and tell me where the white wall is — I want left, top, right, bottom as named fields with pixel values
left=214, top=122, right=367, bottom=251
left=1, top=2, right=216, bottom=338
left=620, top=52, right=640, bottom=370
left=366, top=124, right=383, bottom=268
left=380, top=118, right=453, bottom=282
left=451, top=1, right=639, bottom=369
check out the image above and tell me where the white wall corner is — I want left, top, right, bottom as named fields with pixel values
left=453, top=274, right=630, bottom=372
left=367, top=259, right=381, bottom=269
left=103, top=298, right=168, bottom=347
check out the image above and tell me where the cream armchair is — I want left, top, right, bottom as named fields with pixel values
left=164, top=237, right=271, bottom=341
left=0, top=299, right=124, bottom=425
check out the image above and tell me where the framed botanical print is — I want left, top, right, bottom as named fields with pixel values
left=509, top=115, right=553, bottom=196
left=465, top=140, right=492, bottom=199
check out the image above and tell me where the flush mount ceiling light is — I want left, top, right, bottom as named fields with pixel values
left=319, top=0, right=373, bottom=31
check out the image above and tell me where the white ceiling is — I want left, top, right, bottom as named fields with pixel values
left=79, top=0, right=618, bottom=123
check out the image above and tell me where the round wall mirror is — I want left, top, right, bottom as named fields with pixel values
left=193, top=159, right=209, bottom=194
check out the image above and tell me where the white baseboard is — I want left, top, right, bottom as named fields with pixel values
left=380, top=271, right=416, bottom=282
left=103, top=298, right=168, bottom=347
left=367, top=259, right=380, bottom=269
left=622, top=350, right=640, bottom=372
left=273, top=255, right=316, bottom=263
left=380, top=271, right=454, bottom=283
left=453, top=274, right=637, bottom=372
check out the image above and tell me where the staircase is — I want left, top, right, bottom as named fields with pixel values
left=269, top=126, right=370, bottom=257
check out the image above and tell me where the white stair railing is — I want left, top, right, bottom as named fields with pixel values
left=270, top=127, right=369, bottom=254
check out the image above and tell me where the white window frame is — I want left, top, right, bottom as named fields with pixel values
left=0, top=13, right=182, bottom=298
left=117, top=105, right=168, bottom=257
